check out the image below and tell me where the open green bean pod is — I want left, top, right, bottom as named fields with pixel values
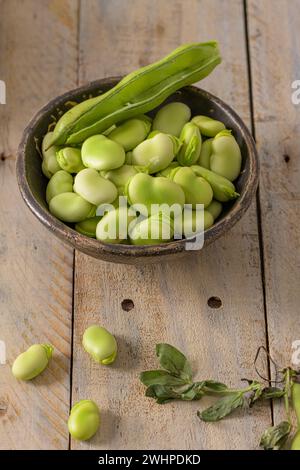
left=49, top=42, right=221, bottom=146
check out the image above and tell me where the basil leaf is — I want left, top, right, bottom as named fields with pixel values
left=140, top=370, right=187, bottom=387
left=260, top=421, right=291, bottom=450
left=156, top=343, right=192, bottom=380
left=198, top=392, right=245, bottom=422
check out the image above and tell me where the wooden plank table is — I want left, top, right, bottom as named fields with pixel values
left=0, top=0, right=299, bottom=450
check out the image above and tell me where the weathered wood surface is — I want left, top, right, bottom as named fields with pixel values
left=248, top=0, right=300, bottom=428
left=0, top=0, right=77, bottom=449
left=71, top=0, right=269, bottom=450
left=1, top=0, right=298, bottom=451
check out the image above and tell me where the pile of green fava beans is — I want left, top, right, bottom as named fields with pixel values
left=41, top=42, right=242, bottom=245
left=43, top=106, right=241, bottom=245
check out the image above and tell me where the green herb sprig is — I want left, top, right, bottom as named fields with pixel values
left=140, top=343, right=299, bottom=450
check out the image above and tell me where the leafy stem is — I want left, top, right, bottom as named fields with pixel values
left=139, top=343, right=299, bottom=450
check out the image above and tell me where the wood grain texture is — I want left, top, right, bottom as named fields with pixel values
left=71, top=0, right=270, bottom=450
left=248, top=0, right=300, bottom=428
left=0, top=0, right=78, bottom=449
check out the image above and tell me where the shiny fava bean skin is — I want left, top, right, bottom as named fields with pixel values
left=210, top=130, right=242, bottom=181
left=129, top=213, right=174, bottom=245
left=82, top=325, right=117, bottom=365
left=152, top=102, right=191, bottom=137
left=41, top=132, right=61, bottom=178
left=96, top=206, right=135, bottom=244
left=56, top=147, right=85, bottom=173
left=197, top=137, right=213, bottom=169
left=49, top=192, right=95, bottom=223
left=126, top=173, right=185, bottom=216
left=191, top=115, right=225, bottom=137
left=177, top=122, right=202, bottom=166
left=75, top=216, right=102, bottom=238
left=100, top=165, right=138, bottom=195
left=12, top=344, right=53, bottom=381
left=191, top=165, right=239, bottom=202
left=68, top=400, right=100, bottom=441
left=206, top=200, right=223, bottom=220
left=46, top=170, right=73, bottom=204
left=170, top=167, right=213, bottom=208
left=81, top=134, right=125, bottom=171
left=73, top=168, right=118, bottom=206
left=108, top=117, right=151, bottom=151
left=157, top=161, right=180, bottom=178
left=131, top=132, right=175, bottom=174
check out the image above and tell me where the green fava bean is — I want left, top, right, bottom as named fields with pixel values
left=170, top=167, right=213, bottom=208
left=81, top=134, right=125, bottom=171
left=96, top=206, right=135, bottom=244
left=146, top=130, right=160, bottom=139
left=177, top=122, right=202, bottom=166
left=42, top=132, right=61, bottom=178
left=49, top=192, right=95, bottom=223
left=46, top=170, right=73, bottom=204
left=191, top=165, right=239, bottom=202
left=174, top=208, right=213, bottom=239
left=126, top=173, right=185, bottom=216
left=206, top=200, right=223, bottom=220
left=125, top=151, right=133, bottom=164
left=100, top=165, right=138, bottom=195
left=12, top=344, right=53, bottom=381
left=157, top=161, right=180, bottom=177
left=56, top=147, right=85, bottom=173
left=108, top=117, right=151, bottom=151
left=129, top=213, right=174, bottom=245
left=68, top=400, right=100, bottom=441
left=210, top=130, right=242, bottom=181
left=73, top=168, right=118, bottom=205
left=83, top=325, right=117, bottom=364
left=197, top=137, right=213, bottom=168
left=191, top=115, right=225, bottom=137
left=131, top=133, right=175, bottom=173
left=152, top=102, right=191, bottom=137
left=42, top=160, right=54, bottom=179
left=75, top=216, right=101, bottom=238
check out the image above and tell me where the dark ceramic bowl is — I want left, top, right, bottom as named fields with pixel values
left=17, top=77, right=258, bottom=264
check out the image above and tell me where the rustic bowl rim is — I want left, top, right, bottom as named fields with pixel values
left=16, top=77, right=259, bottom=262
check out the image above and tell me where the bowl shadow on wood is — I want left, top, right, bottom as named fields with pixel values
left=17, top=77, right=259, bottom=265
